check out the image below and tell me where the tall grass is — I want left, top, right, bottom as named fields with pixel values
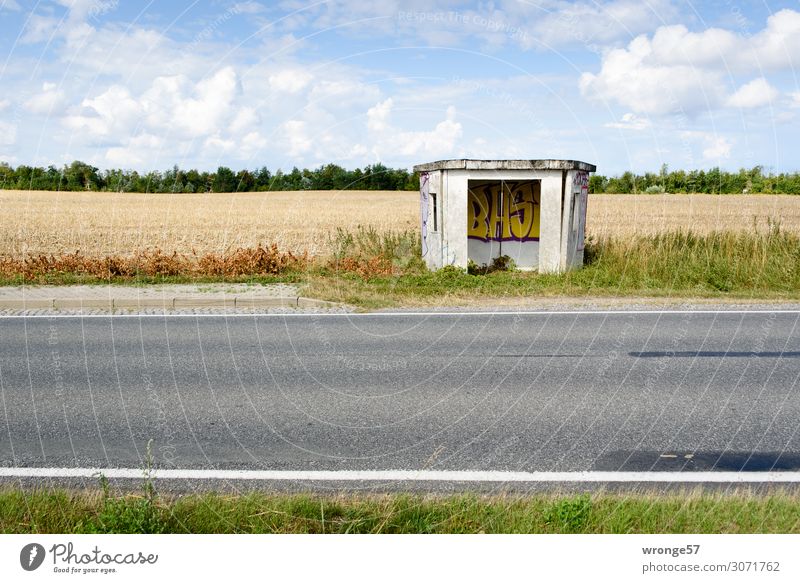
left=306, top=226, right=800, bottom=306
left=1, top=227, right=798, bottom=302
left=576, top=225, right=800, bottom=293
left=3, top=487, right=800, bottom=533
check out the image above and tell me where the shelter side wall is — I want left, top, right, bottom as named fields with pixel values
left=563, top=169, right=589, bottom=269
left=538, top=173, right=565, bottom=273
left=420, top=170, right=442, bottom=269
left=442, top=170, right=469, bottom=268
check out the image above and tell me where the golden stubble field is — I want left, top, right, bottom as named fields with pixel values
left=1, top=190, right=799, bottom=258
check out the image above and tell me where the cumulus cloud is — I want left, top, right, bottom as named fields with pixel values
left=682, top=131, right=733, bottom=162
left=398, top=106, right=462, bottom=157
left=581, top=9, right=800, bottom=115
left=579, top=36, right=725, bottom=114
left=64, top=85, right=141, bottom=137
left=367, top=98, right=393, bottom=132
left=726, top=78, right=778, bottom=108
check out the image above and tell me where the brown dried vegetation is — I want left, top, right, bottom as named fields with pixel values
left=0, top=244, right=305, bottom=283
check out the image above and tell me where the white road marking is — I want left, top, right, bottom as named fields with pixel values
left=2, top=468, right=800, bottom=483
left=1, top=309, right=800, bottom=319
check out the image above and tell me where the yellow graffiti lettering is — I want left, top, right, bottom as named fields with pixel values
left=508, top=185, right=529, bottom=239
left=487, top=187, right=504, bottom=240
left=467, top=181, right=540, bottom=241
left=501, top=184, right=513, bottom=239
left=467, top=188, right=489, bottom=239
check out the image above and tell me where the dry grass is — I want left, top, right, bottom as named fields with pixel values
left=1, top=190, right=800, bottom=260
left=0, top=245, right=305, bottom=283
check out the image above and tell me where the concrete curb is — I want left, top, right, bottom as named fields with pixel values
left=0, top=296, right=338, bottom=310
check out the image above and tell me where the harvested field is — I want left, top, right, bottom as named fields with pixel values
left=1, top=190, right=799, bottom=259
left=0, top=190, right=418, bottom=258
left=587, top=193, right=800, bottom=238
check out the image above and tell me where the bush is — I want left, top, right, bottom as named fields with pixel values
left=467, top=254, right=516, bottom=275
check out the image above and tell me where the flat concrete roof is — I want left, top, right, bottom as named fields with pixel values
left=413, top=159, right=597, bottom=173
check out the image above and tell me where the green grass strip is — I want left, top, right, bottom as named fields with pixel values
left=3, top=488, right=800, bottom=534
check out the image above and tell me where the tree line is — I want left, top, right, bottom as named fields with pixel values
left=589, top=165, right=800, bottom=194
left=0, top=161, right=419, bottom=192
left=2, top=161, right=800, bottom=194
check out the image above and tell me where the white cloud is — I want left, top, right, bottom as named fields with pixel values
left=579, top=36, right=725, bottom=114
left=791, top=92, right=800, bottom=108
left=309, top=79, right=380, bottom=104
left=203, top=135, right=236, bottom=154
left=229, top=107, right=260, bottom=134
left=22, top=14, right=59, bottom=43
left=269, top=69, right=313, bottom=93
left=281, top=120, right=312, bottom=156
left=105, top=133, right=164, bottom=166
left=240, top=131, right=267, bottom=156
left=1, top=0, right=21, bottom=10
left=0, top=99, right=10, bottom=112
left=682, top=131, right=733, bottom=161
left=604, top=112, right=651, bottom=130
left=367, top=98, right=393, bottom=131
left=581, top=10, right=800, bottom=115
left=702, top=136, right=732, bottom=160
left=532, top=0, right=678, bottom=49
left=297, top=0, right=676, bottom=51
left=64, top=85, right=142, bottom=137
left=598, top=9, right=800, bottom=73
left=140, top=67, right=239, bottom=139
left=398, top=106, right=462, bottom=157
left=726, top=78, right=778, bottom=108
left=24, top=82, right=66, bottom=115
left=233, top=2, right=266, bottom=14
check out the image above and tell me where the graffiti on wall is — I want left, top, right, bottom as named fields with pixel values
left=467, top=180, right=540, bottom=242
left=420, top=172, right=429, bottom=257
left=572, top=172, right=588, bottom=251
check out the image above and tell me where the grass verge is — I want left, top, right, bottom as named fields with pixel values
left=2, top=226, right=799, bottom=307
left=3, top=487, right=800, bottom=533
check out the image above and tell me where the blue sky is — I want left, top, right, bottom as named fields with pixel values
left=0, top=0, right=799, bottom=174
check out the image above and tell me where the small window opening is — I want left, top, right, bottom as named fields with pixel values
left=431, top=192, right=438, bottom=231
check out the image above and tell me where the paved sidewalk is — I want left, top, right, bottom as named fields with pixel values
left=0, top=283, right=345, bottom=314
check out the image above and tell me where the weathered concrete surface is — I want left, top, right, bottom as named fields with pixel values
left=0, top=283, right=341, bottom=313
left=413, top=159, right=597, bottom=172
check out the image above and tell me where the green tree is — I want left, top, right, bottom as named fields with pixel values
left=212, top=166, right=236, bottom=192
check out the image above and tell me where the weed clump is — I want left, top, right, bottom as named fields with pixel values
left=327, top=226, right=422, bottom=280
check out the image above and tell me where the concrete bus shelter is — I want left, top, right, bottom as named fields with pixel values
left=413, top=159, right=597, bottom=273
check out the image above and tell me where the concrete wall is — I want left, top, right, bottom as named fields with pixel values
left=560, top=169, right=589, bottom=270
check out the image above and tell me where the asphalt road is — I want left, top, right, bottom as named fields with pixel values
left=1, top=310, right=800, bottom=490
